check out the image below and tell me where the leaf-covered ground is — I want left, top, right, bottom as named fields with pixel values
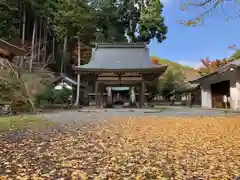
left=1, top=116, right=240, bottom=179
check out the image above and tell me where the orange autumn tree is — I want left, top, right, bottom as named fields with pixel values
left=198, top=57, right=228, bottom=76
left=151, top=56, right=159, bottom=64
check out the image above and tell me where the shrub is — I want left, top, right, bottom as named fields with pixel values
left=35, top=84, right=72, bottom=107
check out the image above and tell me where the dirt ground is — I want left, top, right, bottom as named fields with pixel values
left=1, top=114, right=240, bottom=179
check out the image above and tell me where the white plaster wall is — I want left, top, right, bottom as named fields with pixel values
left=230, top=82, right=238, bottom=110
left=201, top=84, right=212, bottom=108
left=236, top=82, right=240, bottom=110
left=235, top=70, right=240, bottom=110
left=229, top=71, right=239, bottom=110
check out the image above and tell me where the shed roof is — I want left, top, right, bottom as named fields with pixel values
left=0, top=39, right=27, bottom=57
left=52, top=73, right=86, bottom=88
left=190, top=59, right=240, bottom=84
left=73, top=43, right=167, bottom=73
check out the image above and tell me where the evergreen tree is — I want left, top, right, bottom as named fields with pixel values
left=138, top=0, right=167, bottom=43
left=0, top=0, right=167, bottom=44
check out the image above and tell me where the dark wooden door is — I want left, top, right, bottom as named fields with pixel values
left=212, top=95, right=224, bottom=108
left=211, top=80, right=230, bottom=109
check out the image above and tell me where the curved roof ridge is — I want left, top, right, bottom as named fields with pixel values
left=95, top=43, right=147, bottom=49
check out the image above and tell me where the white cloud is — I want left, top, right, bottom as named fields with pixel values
left=161, top=0, right=171, bottom=4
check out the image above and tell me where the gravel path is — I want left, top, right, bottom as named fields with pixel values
left=38, top=107, right=236, bottom=125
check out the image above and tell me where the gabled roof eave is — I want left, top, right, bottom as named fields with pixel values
left=52, top=74, right=87, bottom=88
left=72, top=65, right=168, bottom=73
left=189, top=64, right=240, bottom=84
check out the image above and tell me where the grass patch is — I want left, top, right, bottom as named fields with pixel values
left=0, top=115, right=53, bottom=133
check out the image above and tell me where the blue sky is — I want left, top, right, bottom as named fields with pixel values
left=148, top=0, right=240, bottom=68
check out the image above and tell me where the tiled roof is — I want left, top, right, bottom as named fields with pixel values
left=190, top=59, right=240, bottom=84
left=52, top=73, right=86, bottom=88
left=73, top=43, right=167, bottom=72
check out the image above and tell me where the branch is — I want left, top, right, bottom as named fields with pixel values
left=0, top=1, right=18, bottom=11
left=4, top=59, right=35, bottom=111
left=178, top=0, right=239, bottom=26
left=188, top=0, right=213, bottom=7
left=41, top=54, right=52, bottom=70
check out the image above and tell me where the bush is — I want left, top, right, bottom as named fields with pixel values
left=53, top=87, right=72, bottom=104
left=35, top=84, right=55, bottom=107
left=35, top=84, right=72, bottom=107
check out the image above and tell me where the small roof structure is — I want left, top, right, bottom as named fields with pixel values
left=190, top=59, right=240, bottom=84
left=73, top=43, right=167, bottom=73
left=52, top=73, right=86, bottom=89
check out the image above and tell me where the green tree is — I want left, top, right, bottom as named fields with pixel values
left=0, top=0, right=19, bottom=39
left=0, top=0, right=168, bottom=74
left=1, top=0, right=168, bottom=43
left=138, top=0, right=167, bottom=43
left=90, top=0, right=167, bottom=43
left=51, top=0, right=96, bottom=42
left=93, top=0, right=127, bottom=42
left=157, top=68, right=186, bottom=99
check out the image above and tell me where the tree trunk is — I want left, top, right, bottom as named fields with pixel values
left=19, top=4, right=26, bottom=77
left=52, top=36, right=55, bottom=61
left=74, top=37, right=81, bottom=107
left=37, top=18, right=42, bottom=63
left=42, top=20, right=48, bottom=63
left=29, top=19, right=37, bottom=72
left=61, top=36, right=67, bottom=73
left=129, top=19, right=134, bottom=43
left=34, top=20, right=38, bottom=65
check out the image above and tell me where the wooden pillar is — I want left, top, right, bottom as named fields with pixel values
left=106, top=86, right=113, bottom=108
left=139, top=81, right=145, bottom=108
left=95, top=81, right=99, bottom=107
left=100, top=83, right=104, bottom=108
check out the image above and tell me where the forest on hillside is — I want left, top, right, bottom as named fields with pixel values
left=0, top=0, right=167, bottom=74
